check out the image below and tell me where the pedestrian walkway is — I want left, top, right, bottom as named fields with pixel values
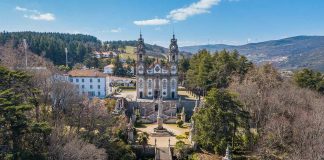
left=155, top=147, right=171, bottom=160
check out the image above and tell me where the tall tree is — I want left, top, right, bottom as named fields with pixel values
left=193, top=88, right=250, bottom=155
left=0, top=66, right=51, bottom=159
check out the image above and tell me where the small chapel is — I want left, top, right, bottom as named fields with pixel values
left=136, top=33, right=179, bottom=99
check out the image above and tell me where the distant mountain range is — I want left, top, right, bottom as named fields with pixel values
left=180, top=36, right=324, bottom=72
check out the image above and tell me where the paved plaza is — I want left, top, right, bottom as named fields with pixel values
left=136, top=124, right=190, bottom=147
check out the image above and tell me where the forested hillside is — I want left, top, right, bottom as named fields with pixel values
left=0, top=32, right=191, bottom=68
left=0, top=31, right=101, bottom=66
left=180, top=36, right=324, bottom=72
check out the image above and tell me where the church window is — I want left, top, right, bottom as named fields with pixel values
left=148, top=79, right=152, bottom=88
left=155, top=66, right=160, bottom=72
left=171, top=80, right=176, bottom=89
left=163, top=79, right=167, bottom=89
left=139, top=79, right=143, bottom=88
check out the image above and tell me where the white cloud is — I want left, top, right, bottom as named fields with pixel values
left=15, top=6, right=28, bottom=12
left=134, top=18, right=170, bottom=26
left=15, top=6, right=55, bottom=21
left=24, top=13, right=55, bottom=21
left=167, top=0, right=221, bottom=21
left=110, top=28, right=122, bottom=33
left=133, top=0, right=222, bottom=26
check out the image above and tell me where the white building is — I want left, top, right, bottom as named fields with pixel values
left=104, top=64, right=114, bottom=74
left=94, top=51, right=117, bottom=59
left=68, top=69, right=107, bottom=98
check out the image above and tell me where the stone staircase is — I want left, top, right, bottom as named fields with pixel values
left=155, top=147, right=172, bottom=160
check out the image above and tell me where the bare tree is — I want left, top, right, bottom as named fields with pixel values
left=48, top=123, right=107, bottom=160
left=229, top=64, right=324, bottom=159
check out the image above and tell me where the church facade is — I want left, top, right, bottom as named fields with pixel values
left=136, top=34, right=179, bottom=99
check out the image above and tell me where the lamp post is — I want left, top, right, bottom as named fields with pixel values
left=65, top=47, right=68, bottom=67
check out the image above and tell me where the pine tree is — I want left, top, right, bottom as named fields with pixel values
left=0, top=66, right=51, bottom=159
left=193, top=88, right=250, bottom=155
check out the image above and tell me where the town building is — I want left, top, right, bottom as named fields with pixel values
left=94, top=51, right=117, bottom=59
left=136, top=33, right=179, bottom=99
left=104, top=64, right=114, bottom=74
left=68, top=69, right=107, bottom=98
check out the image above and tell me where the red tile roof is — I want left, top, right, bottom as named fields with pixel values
left=68, top=69, right=106, bottom=77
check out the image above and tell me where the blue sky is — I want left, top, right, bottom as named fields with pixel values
left=1, top=0, right=324, bottom=47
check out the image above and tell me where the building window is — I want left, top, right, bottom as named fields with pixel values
left=82, top=85, right=85, bottom=89
left=88, top=91, right=95, bottom=97
left=139, top=79, right=143, bottom=89
left=163, top=92, right=166, bottom=95
left=90, top=85, right=93, bottom=89
left=76, top=79, right=79, bottom=82
left=98, top=92, right=101, bottom=96
left=98, top=79, right=100, bottom=82
left=171, top=80, right=176, bottom=89
left=148, top=79, right=152, bottom=89
left=163, top=79, right=167, bottom=89
left=98, top=85, right=100, bottom=89
left=90, top=79, right=93, bottom=83
left=82, top=79, right=84, bottom=82
left=70, top=78, right=73, bottom=82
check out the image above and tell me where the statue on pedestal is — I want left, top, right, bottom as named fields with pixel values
left=180, top=106, right=186, bottom=122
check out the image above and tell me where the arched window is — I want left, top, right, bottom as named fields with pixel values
left=163, top=79, right=167, bottom=89
left=148, top=79, right=152, bottom=89
left=139, top=79, right=143, bottom=89
left=171, top=79, right=176, bottom=89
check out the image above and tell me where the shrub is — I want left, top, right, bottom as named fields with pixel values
left=176, top=120, right=184, bottom=128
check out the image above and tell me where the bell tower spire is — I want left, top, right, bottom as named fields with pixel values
left=137, top=30, right=145, bottom=62
left=169, top=33, right=179, bottom=63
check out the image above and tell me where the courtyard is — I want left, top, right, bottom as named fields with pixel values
left=136, top=123, right=190, bottom=147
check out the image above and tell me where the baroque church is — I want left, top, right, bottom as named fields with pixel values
left=136, top=33, right=179, bottom=99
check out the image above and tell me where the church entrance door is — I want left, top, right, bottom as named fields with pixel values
left=171, top=92, right=175, bottom=99
left=140, top=92, right=143, bottom=98
left=154, top=90, right=159, bottom=99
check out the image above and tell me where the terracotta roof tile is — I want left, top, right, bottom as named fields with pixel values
left=68, top=69, right=106, bottom=77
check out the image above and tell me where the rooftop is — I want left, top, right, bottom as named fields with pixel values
left=105, top=64, right=115, bottom=68
left=68, top=69, right=107, bottom=77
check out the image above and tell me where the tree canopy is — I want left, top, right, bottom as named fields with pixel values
left=193, top=88, right=250, bottom=155
left=0, top=31, right=101, bottom=66
left=186, top=49, right=252, bottom=95
left=293, top=68, right=324, bottom=94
